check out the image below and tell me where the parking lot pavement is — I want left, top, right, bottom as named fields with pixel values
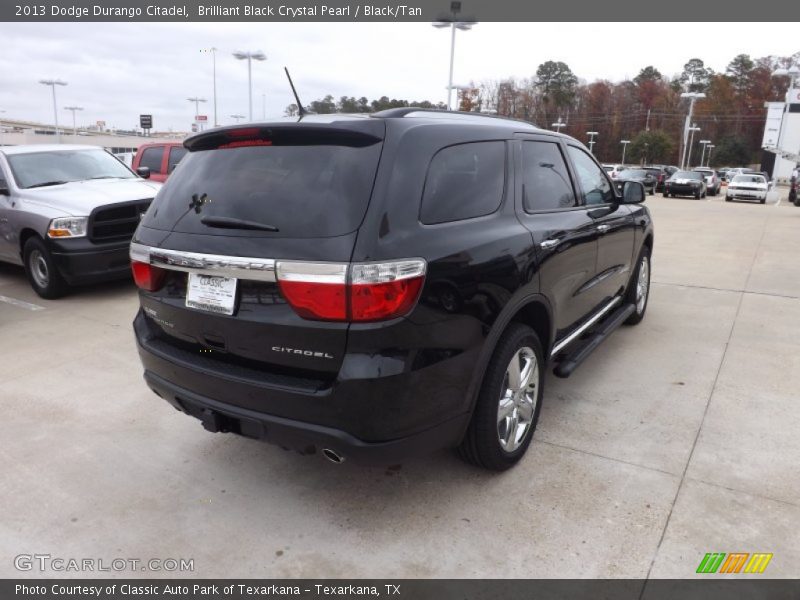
left=1, top=188, right=799, bottom=579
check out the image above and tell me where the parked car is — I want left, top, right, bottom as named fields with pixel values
left=716, top=167, right=734, bottom=182
left=663, top=170, right=707, bottom=199
left=602, top=163, right=627, bottom=179
left=130, top=109, right=654, bottom=471
left=0, top=145, right=161, bottom=298
left=725, top=173, right=769, bottom=204
left=615, top=168, right=657, bottom=195
left=131, top=142, right=187, bottom=183
left=692, top=167, right=721, bottom=196
left=642, top=165, right=673, bottom=192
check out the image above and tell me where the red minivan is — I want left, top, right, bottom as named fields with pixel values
left=132, top=142, right=187, bottom=183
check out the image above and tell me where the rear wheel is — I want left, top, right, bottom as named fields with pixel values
left=23, top=236, right=68, bottom=299
left=663, top=192, right=669, bottom=198
left=459, top=323, right=544, bottom=471
left=625, top=246, right=651, bottom=325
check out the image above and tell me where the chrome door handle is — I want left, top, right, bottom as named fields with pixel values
left=596, top=224, right=610, bottom=234
left=540, top=239, right=559, bottom=249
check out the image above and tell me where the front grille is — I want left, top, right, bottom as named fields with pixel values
left=89, top=199, right=152, bottom=242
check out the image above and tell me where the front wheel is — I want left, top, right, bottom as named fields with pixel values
left=624, top=247, right=651, bottom=325
left=459, top=323, right=544, bottom=471
left=23, top=236, right=68, bottom=299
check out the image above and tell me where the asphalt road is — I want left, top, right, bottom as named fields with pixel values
left=1, top=185, right=798, bottom=578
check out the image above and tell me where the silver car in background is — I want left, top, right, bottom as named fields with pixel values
left=0, top=145, right=161, bottom=298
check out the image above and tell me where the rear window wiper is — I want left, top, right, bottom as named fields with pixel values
left=27, top=180, right=68, bottom=188
left=200, top=216, right=279, bottom=232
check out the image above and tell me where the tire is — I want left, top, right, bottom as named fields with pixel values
left=694, top=192, right=701, bottom=199
left=663, top=192, right=669, bottom=198
left=725, top=195, right=731, bottom=202
left=459, top=323, right=544, bottom=471
left=760, top=198, right=766, bottom=204
left=648, top=188, right=654, bottom=196
left=23, top=236, right=68, bottom=299
left=624, top=246, right=651, bottom=326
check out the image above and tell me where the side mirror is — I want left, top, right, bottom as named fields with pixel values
left=622, top=180, right=645, bottom=204
left=136, top=166, right=151, bottom=179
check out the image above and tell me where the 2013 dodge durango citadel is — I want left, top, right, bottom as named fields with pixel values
left=131, top=110, right=653, bottom=470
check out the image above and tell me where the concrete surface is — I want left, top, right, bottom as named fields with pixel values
left=1, top=188, right=799, bottom=579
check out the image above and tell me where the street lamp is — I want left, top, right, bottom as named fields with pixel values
left=232, top=50, right=267, bottom=121
left=706, top=144, right=715, bottom=167
left=432, top=1, right=476, bottom=111
left=679, top=92, right=706, bottom=169
left=207, top=47, right=218, bottom=127
left=39, top=79, right=68, bottom=143
left=698, top=139, right=711, bottom=168
left=187, top=97, right=207, bottom=131
left=230, top=114, right=245, bottom=124
left=620, top=139, right=630, bottom=164
left=64, top=106, right=83, bottom=137
left=586, top=131, right=598, bottom=155
left=686, top=125, right=701, bottom=168
left=552, top=118, right=566, bottom=132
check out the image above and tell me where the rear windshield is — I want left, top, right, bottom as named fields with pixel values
left=672, top=171, right=703, bottom=180
left=619, top=169, right=646, bottom=177
left=142, top=143, right=382, bottom=238
left=732, top=175, right=766, bottom=184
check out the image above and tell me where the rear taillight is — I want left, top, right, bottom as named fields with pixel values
left=277, top=259, right=426, bottom=322
left=131, top=261, right=166, bottom=292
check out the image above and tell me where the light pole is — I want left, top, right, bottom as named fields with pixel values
left=233, top=50, right=267, bottom=121
left=230, top=114, right=245, bottom=124
left=620, top=139, right=630, bottom=164
left=187, top=97, right=207, bottom=131
left=552, top=118, right=566, bottom=132
left=208, top=47, right=218, bottom=127
left=698, top=139, right=710, bottom=168
left=64, top=106, right=83, bottom=137
left=39, top=79, right=68, bottom=143
left=686, top=125, right=701, bottom=168
left=706, top=144, right=715, bottom=167
left=586, top=131, right=598, bottom=155
left=679, top=92, right=705, bottom=169
left=432, top=2, right=476, bottom=111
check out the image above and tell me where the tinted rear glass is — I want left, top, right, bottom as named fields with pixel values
left=620, top=169, right=647, bottom=177
left=142, top=143, right=382, bottom=238
left=672, top=171, right=702, bottom=179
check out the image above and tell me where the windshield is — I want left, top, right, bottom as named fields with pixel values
left=672, top=171, right=702, bottom=180
left=619, top=169, right=646, bottom=177
left=732, top=175, right=766, bottom=184
left=143, top=142, right=383, bottom=238
left=7, top=149, right=136, bottom=189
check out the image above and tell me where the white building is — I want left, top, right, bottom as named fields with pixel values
left=762, top=82, right=800, bottom=183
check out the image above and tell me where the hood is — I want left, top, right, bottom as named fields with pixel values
left=17, top=178, right=162, bottom=216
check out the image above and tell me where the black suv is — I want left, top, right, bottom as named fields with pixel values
left=131, top=109, right=653, bottom=471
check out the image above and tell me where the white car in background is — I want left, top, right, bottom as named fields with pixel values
left=602, top=164, right=626, bottom=179
left=725, top=173, right=769, bottom=204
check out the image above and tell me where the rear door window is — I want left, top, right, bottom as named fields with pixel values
left=138, top=146, right=164, bottom=174
left=143, top=142, right=383, bottom=238
left=521, top=141, right=576, bottom=211
left=167, top=147, right=187, bottom=173
left=420, top=141, right=505, bottom=225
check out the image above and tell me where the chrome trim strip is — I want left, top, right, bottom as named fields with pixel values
left=550, top=296, right=622, bottom=357
left=130, top=242, right=277, bottom=282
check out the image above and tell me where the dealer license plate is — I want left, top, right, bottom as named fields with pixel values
left=186, top=273, right=237, bottom=316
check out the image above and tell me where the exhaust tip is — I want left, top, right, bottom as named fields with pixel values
left=322, top=448, right=345, bottom=464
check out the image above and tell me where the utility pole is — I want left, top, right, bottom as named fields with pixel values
left=64, top=106, right=83, bottom=137
left=620, top=139, right=630, bottom=164
left=679, top=92, right=705, bottom=169
left=39, top=79, right=68, bottom=143
left=552, top=117, right=566, bottom=133
left=686, top=125, right=701, bottom=168
left=587, top=131, right=599, bottom=155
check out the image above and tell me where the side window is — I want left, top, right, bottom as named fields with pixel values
left=521, top=141, right=576, bottom=211
left=0, top=165, right=7, bottom=188
left=167, top=147, right=187, bottom=173
left=138, top=146, right=164, bottom=174
left=567, top=146, right=615, bottom=205
left=420, top=141, right=505, bottom=225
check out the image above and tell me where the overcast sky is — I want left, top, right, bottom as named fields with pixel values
left=1, top=22, right=798, bottom=131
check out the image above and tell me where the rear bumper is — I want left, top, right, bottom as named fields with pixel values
left=133, top=311, right=475, bottom=464
left=144, top=370, right=469, bottom=466
left=48, top=237, right=132, bottom=285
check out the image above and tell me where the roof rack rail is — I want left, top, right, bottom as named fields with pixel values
left=372, top=107, right=534, bottom=126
